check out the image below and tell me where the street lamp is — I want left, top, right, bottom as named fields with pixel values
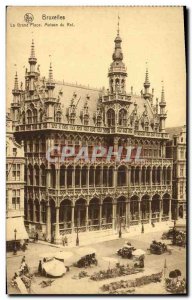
left=13, top=228, right=17, bottom=255
left=76, top=218, right=79, bottom=246
left=119, top=217, right=122, bottom=238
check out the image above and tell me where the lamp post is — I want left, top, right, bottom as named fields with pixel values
left=13, top=228, right=17, bottom=255
left=119, top=216, right=122, bottom=238
left=76, top=218, right=79, bottom=246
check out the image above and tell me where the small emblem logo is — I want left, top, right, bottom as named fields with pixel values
left=24, top=13, right=34, bottom=23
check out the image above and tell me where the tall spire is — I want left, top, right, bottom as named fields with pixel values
left=117, top=14, right=120, bottom=36
left=30, top=39, right=35, bottom=58
left=48, top=62, right=53, bottom=82
left=28, top=39, right=37, bottom=72
left=14, top=72, right=19, bottom=90
left=144, top=63, right=150, bottom=88
left=161, top=81, right=165, bottom=103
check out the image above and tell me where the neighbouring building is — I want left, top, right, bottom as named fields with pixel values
left=166, top=125, right=186, bottom=220
left=9, top=24, right=173, bottom=243
left=6, top=114, right=28, bottom=248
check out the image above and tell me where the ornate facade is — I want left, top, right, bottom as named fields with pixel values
left=9, top=26, right=173, bottom=243
left=166, top=125, right=186, bottom=220
left=6, top=115, right=28, bottom=242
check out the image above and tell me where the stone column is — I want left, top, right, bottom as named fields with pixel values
left=87, top=168, right=89, bottom=191
left=138, top=200, right=141, bottom=223
left=72, top=167, right=75, bottom=187
left=71, top=205, right=74, bottom=233
left=113, top=168, right=117, bottom=187
left=46, top=203, right=51, bottom=241
left=139, top=168, right=142, bottom=185
left=112, top=202, right=116, bottom=231
left=128, top=167, right=131, bottom=187
left=55, top=206, right=60, bottom=244
left=159, top=198, right=162, bottom=222
left=160, top=168, right=163, bottom=185
left=100, top=167, right=103, bottom=187
left=33, top=201, right=36, bottom=223
left=99, top=203, right=102, bottom=229
left=65, top=168, right=67, bottom=188
left=39, top=202, right=42, bottom=223
left=133, top=168, right=135, bottom=186
left=150, top=168, right=152, bottom=186
left=86, top=204, right=89, bottom=231
left=93, top=168, right=95, bottom=188
left=144, top=168, right=146, bottom=186
left=169, top=198, right=172, bottom=220
left=126, top=200, right=130, bottom=228
left=79, top=167, right=82, bottom=188
left=149, top=199, right=152, bottom=223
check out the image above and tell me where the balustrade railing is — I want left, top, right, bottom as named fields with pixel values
left=101, top=223, right=112, bottom=230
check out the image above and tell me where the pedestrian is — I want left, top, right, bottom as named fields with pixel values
left=64, top=236, right=68, bottom=246
left=21, top=256, right=25, bottom=263
left=35, top=231, right=39, bottom=242
left=38, top=260, right=42, bottom=275
left=141, top=222, right=144, bottom=233
left=62, top=235, right=65, bottom=246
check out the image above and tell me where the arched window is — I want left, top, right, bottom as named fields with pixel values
left=107, top=109, right=115, bottom=127
left=119, top=109, right=127, bottom=126
left=26, top=110, right=32, bottom=124
left=33, top=109, right=38, bottom=123
left=55, top=112, right=62, bottom=123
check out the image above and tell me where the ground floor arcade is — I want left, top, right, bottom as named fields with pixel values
left=25, top=193, right=172, bottom=243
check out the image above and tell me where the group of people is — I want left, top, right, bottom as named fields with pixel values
left=11, top=256, right=32, bottom=293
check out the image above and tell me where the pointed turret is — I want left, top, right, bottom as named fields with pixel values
left=28, top=39, right=37, bottom=71
left=12, top=72, right=20, bottom=105
left=46, top=62, right=55, bottom=99
left=143, top=64, right=151, bottom=100
left=14, top=72, right=19, bottom=91
left=159, top=82, right=167, bottom=132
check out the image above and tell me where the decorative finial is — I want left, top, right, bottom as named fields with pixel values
left=161, top=81, right=165, bottom=102
left=144, top=62, right=150, bottom=85
left=30, top=39, right=35, bottom=58
left=14, top=72, right=19, bottom=90
left=117, top=15, right=120, bottom=35
left=48, top=60, right=53, bottom=82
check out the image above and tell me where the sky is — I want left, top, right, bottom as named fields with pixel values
left=6, top=6, right=186, bottom=127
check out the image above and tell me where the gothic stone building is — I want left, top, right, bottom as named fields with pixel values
left=10, top=28, right=173, bottom=243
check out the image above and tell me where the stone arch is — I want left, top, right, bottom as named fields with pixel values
left=117, top=196, right=126, bottom=218
left=102, top=197, right=112, bottom=224
left=74, top=198, right=87, bottom=227
left=89, top=198, right=100, bottom=226
left=59, top=199, right=72, bottom=228
left=141, top=194, right=150, bottom=220
left=130, top=195, right=139, bottom=221
left=162, top=193, right=170, bottom=216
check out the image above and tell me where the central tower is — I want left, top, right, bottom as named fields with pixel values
left=108, top=18, right=127, bottom=95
